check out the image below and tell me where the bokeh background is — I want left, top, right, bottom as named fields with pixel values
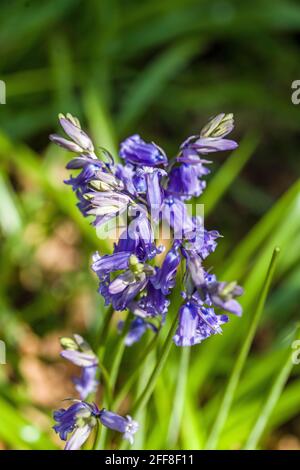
left=0, top=0, right=300, bottom=450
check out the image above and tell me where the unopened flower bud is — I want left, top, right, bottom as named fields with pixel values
left=200, top=113, right=234, bottom=139
left=58, top=114, right=94, bottom=153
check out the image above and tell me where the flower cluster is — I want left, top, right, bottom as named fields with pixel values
left=53, top=335, right=138, bottom=450
left=50, top=113, right=243, bottom=347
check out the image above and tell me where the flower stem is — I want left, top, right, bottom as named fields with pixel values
left=93, top=313, right=131, bottom=450
left=96, top=304, right=114, bottom=360
left=167, top=346, right=190, bottom=447
left=110, top=314, right=131, bottom=396
left=131, top=312, right=178, bottom=415
left=205, top=247, right=280, bottom=450
left=92, top=422, right=101, bottom=450
left=113, top=333, right=159, bottom=409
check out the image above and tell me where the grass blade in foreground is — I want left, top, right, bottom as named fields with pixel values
left=200, top=133, right=259, bottom=216
left=244, top=326, right=300, bottom=450
left=205, top=247, right=280, bottom=449
left=167, top=347, right=190, bottom=447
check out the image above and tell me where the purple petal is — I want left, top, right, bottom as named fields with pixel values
left=60, top=350, right=98, bottom=368
left=65, top=425, right=92, bottom=450
left=120, top=134, right=167, bottom=166
left=49, top=134, right=82, bottom=153
left=59, top=117, right=94, bottom=152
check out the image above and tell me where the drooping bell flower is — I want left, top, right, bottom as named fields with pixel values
left=173, top=301, right=228, bottom=347
left=178, top=113, right=238, bottom=163
left=99, top=409, right=139, bottom=444
left=151, top=241, right=181, bottom=295
left=60, top=334, right=98, bottom=400
left=120, top=134, right=167, bottom=167
left=53, top=401, right=99, bottom=450
left=161, top=195, right=194, bottom=238
left=92, top=252, right=155, bottom=311
left=167, top=163, right=208, bottom=200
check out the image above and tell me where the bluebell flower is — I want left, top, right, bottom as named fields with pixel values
left=113, top=210, right=159, bottom=260
left=204, top=277, right=244, bottom=316
left=177, top=113, right=238, bottom=172
left=129, top=280, right=170, bottom=319
left=127, top=211, right=157, bottom=259
left=181, top=215, right=221, bottom=264
left=65, top=162, right=102, bottom=193
left=60, top=335, right=98, bottom=400
left=101, top=276, right=146, bottom=312
left=51, top=112, right=243, bottom=350
left=85, top=191, right=131, bottom=227
left=184, top=251, right=206, bottom=289
left=137, top=167, right=166, bottom=222
left=115, top=163, right=137, bottom=196
left=201, top=229, right=221, bottom=259
left=91, top=251, right=132, bottom=279
left=50, top=113, right=95, bottom=154
left=188, top=271, right=243, bottom=317
left=99, top=410, right=139, bottom=444
left=115, top=227, right=145, bottom=259
left=120, top=134, right=167, bottom=167
left=200, top=113, right=235, bottom=139
left=152, top=242, right=181, bottom=295
left=53, top=401, right=99, bottom=450
left=122, top=317, right=158, bottom=346
left=161, top=195, right=194, bottom=238
left=191, top=136, right=238, bottom=155
left=173, top=301, right=228, bottom=347
left=178, top=114, right=238, bottom=163
left=73, top=367, right=99, bottom=401
left=92, top=252, right=155, bottom=311
left=182, top=226, right=221, bottom=289
left=167, top=163, right=208, bottom=200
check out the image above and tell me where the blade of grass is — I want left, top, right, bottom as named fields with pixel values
left=0, top=132, right=104, bottom=250
left=0, top=170, right=23, bottom=235
left=181, top=400, right=206, bottom=450
left=205, top=247, right=280, bottom=449
left=221, top=179, right=300, bottom=280
left=244, top=326, right=299, bottom=449
left=118, top=39, right=201, bottom=133
left=131, top=349, right=156, bottom=450
left=200, top=133, right=259, bottom=216
left=83, top=86, right=118, bottom=158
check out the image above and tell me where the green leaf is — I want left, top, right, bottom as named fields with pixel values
left=205, top=247, right=280, bottom=449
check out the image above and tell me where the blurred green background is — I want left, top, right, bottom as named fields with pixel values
left=0, top=0, right=300, bottom=450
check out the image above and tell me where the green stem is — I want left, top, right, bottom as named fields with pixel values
left=109, top=316, right=131, bottom=395
left=93, top=314, right=131, bottom=450
left=205, top=247, right=280, bottom=450
left=244, top=326, right=300, bottom=450
left=167, top=346, right=190, bottom=447
left=95, top=305, right=114, bottom=360
left=97, top=358, right=113, bottom=407
left=92, top=422, right=101, bottom=450
left=113, top=333, right=159, bottom=409
left=131, top=313, right=178, bottom=415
